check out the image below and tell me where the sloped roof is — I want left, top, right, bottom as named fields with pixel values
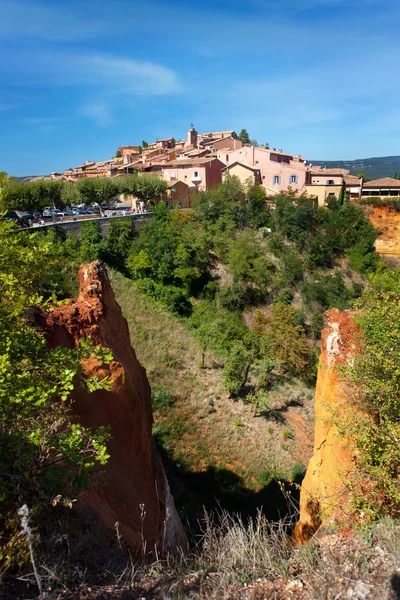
left=363, top=177, right=400, bottom=187
left=344, top=175, right=362, bottom=185
left=221, top=161, right=260, bottom=173
left=310, top=167, right=349, bottom=175
left=152, top=157, right=224, bottom=167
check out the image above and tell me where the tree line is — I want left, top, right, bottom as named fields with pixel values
left=0, top=173, right=167, bottom=211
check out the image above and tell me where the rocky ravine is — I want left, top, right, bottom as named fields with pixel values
left=36, top=261, right=187, bottom=556
left=295, top=309, right=359, bottom=543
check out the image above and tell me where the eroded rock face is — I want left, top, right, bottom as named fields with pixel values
left=37, top=261, right=187, bottom=555
left=294, top=309, right=359, bottom=543
left=367, top=205, right=400, bottom=259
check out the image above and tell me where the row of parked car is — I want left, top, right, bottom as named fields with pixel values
left=42, top=204, right=110, bottom=218
left=4, top=204, right=115, bottom=228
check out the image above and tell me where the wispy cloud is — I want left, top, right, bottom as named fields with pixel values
left=3, top=52, right=182, bottom=95
left=0, top=0, right=105, bottom=41
left=21, top=117, right=64, bottom=125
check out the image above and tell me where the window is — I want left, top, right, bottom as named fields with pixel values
left=273, top=175, right=280, bottom=184
left=171, top=171, right=177, bottom=180
left=193, top=171, right=199, bottom=178
left=289, top=175, right=298, bottom=184
left=255, top=160, right=259, bottom=165
left=326, top=179, right=335, bottom=185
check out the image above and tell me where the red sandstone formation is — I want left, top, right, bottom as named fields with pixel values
left=37, top=261, right=187, bottom=555
left=294, top=309, right=360, bottom=543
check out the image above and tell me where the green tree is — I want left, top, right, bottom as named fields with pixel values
left=0, top=221, right=111, bottom=566
left=106, top=219, right=134, bottom=270
left=253, top=304, right=312, bottom=377
left=222, top=341, right=254, bottom=397
left=238, top=129, right=251, bottom=145
left=79, top=221, right=107, bottom=263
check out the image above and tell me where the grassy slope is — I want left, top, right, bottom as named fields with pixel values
left=109, top=269, right=315, bottom=525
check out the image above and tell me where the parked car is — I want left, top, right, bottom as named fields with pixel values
left=4, top=211, right=33, bottom=226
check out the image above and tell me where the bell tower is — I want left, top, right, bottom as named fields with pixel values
left=186, top=123, right=198, bottom=148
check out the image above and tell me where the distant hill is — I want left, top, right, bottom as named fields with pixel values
left=310, top=156, right=400, bottom=180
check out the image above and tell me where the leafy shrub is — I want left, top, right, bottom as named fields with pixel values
left=0, top=222, right=111, bottom=568
left=301, top=271, right=356, bottom=312
left=222, top=342, right=253, bottom=397
left=136, top=278, right=192, bottom=316
left=152, top=387, right=175, bottom=410
left=340, top=271, right=400, bottom=520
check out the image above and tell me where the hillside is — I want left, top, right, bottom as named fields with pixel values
left=310, top=155, right=400, bottom=179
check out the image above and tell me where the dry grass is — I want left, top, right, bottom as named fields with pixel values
left=108, top=270, right=315, bottom=515
left=8, top=511, right=400, bottom=599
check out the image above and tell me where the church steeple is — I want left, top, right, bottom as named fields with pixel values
left=186, top=123, right=198, bottom=148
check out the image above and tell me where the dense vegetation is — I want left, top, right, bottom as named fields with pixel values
left=341, top=268, right=400, bottom=521
left=0, top=221, right=111, bottom=575
left=28, top=178, right=377, bottom=403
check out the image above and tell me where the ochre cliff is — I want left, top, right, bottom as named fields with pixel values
left=294, top=309, right=359, bottom=543
left=366, top=205, right=400, bottom=258
left=36, top=261, right=187, bottom=555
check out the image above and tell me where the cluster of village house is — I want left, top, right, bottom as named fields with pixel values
left=48, top=127, right=400, bottom=209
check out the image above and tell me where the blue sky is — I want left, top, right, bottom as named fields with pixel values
left=1, top=0, right=400, bottom=175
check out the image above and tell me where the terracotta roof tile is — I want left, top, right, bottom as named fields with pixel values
left=363, top=177, right=400, bottom=187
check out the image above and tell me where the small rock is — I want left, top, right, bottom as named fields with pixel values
left=354, top=580, right=370, bottom=599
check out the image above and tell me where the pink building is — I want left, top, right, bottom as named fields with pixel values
left=151, top=157, right=225, bottom=191
left=226, top=146, right=309, bottom=194
left=201, top=136, right=243, bottom=153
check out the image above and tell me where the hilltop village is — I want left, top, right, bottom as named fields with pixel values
left=40, top=127, right=400, bottom=209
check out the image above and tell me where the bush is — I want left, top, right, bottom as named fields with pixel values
left=222, top=342, right=252, bottom=397
left=340, top=271, right=400, bottom=520
left=136, top=278, right=192, bottom=316
left=152, top=387, right=175, bottom=410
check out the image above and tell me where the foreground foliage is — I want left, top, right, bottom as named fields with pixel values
left=341, top=268, right=400, bottom=520
left=0, top=221, right=111, bottom=574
